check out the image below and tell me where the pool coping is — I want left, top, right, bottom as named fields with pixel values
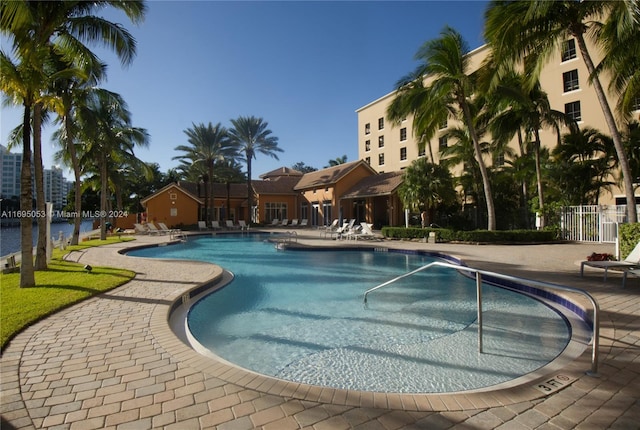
left=140, top=234, right=596, bottom=412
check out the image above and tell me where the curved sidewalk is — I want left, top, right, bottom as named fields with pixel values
left=2, top=233, right=639, bottom=429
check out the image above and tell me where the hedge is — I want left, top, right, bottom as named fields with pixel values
left=619, top=223, right=640, bottom=259
left=381, top=227, right=558, bottom=243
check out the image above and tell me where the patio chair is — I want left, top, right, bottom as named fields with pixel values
left=279, top=219, right=289, bottom=227
left=353, top=223, right=381, bottom=241
left=226, top=220, right=240, bottom=230
left=211, top=221, right=222, bottom=230
left=134, top=223, right=149, bottom=235
left=289, top=219, right=299, bottom=228
left=299, top=219, right=308, bottom=228
left=622, top=268, right=640, bottom=288
left=238, top=220, right=249, bottom=230
left=580, top=242, right=640, bottom=282
left=270, top=219, right=280, bottom=227
left=198, top=221, right=208, bottom=231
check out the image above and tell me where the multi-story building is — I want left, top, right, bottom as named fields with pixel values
left=0, top=144, right=22, bottom=200
left=44, top=166, right=70, bottom=211
left=356, top=39, right=640, bottom=206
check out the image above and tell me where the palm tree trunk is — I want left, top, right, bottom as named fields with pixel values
left=65, top=114, right=82, bottom=246
left=100, top=153, right=108, bottom=241
left=461, top=101, right=496, bottom=230
left=533, top=130, right=545, bottom=229
left=33, top=102, right=48, bottom=270
left=575, top=33, right=637, bottom=223
left=20, top=103, right=36, bottom=287
left=246, top=157, right=253, bottom=225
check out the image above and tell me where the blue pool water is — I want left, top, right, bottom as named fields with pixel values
left=129, top=234, right=572, bottom=393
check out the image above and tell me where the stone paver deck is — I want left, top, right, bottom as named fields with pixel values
left=2, top=230, right=639, bottom=429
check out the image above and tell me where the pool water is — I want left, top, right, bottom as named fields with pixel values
left=129, top=234, right=571, bottom=393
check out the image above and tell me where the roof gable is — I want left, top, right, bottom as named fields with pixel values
left=341, top=171, right=404, bottom=199
left=140, top=182, right=202, bottom=205
left=294, top=160, right=376, bottom=191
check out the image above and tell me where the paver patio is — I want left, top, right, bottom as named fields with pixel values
left=1, top=230, right=639, bottom=429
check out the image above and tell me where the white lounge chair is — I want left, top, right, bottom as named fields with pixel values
left=198, top=221, right=208, bottom=231
left=226, top=220, right=241, bottom=230
left=289, top=219, right=299, bottom=228
left=321, top=219, right=339, bottom=238
left=299, top=219, right=308, bottom=228
left=211, top=221, right=222, bottom=230
left=279, top=219, right=289, bottom=227
left=580, top=242, right=640, bottom=282
left=339, top=219, right=357, bottom=240
left=270, top=219, right=280, bottom=227
left=238, top=220, right=249, bottom=230
left=353, top=222, right=381, bottom=241
left=146, top=222, right=163, bottom=235
left=134, top=223, right=149, bottom=235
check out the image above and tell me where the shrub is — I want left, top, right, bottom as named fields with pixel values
left=619, top=223, right=640, bottom=259
left=381, top=227, right=558, bottom=243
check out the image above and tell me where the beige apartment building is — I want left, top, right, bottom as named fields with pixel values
left=356, top=39, right=639, bottom=206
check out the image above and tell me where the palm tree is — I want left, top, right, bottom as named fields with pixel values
left=597, top=1, right=640, bottom=118
left=398, top=158, right=456, bottom=227
left=0, top=0, right=145, bottom=285
left=486, top=70, right=571, bottom=228
left=174, top=123, right=236, bottom=223
left=325, top=155, right=348, bottom=168
left=485, top=0, right=637, bottom=222
left=76, top=90, right=149, bottom=240
left=388, top=27, right=496, bottom=230
left=229, top=116, right=282, bottom=224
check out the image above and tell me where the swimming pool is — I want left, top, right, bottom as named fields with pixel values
left=129, top=234, right=581, bottom=393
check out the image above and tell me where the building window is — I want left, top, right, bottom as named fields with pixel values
left=439, top=136, right=447, bottom=149
left=365, top=156, right=370, bottom=165
left=400, top=127, right=407, bottom=141
left=170, top=208, right=178, bottom=217
left=563, top=69, right=579, bottom=92
left=418, top=147, right=425, bottom=157
left=496, top=153, right=505, bottom=167
left=400, top=147, right=407, bottom=161
left=265, top=202, right=287, bottom=222
left=378, top=117, right=384, bottom=130
left=365, top=123, right=370, bottom=135
left=378, top=153, right=385, bottom=166
left=562, top=39, right=577, bottom=62
left=632, top=96, right=640, bottom=111
left=565, top=101, right=582, bottom=121
left=378, top=135, right=384, bottom=148
left=439, top=119, right=447, bottom=129
left=365, top=140, right=370, bottom=151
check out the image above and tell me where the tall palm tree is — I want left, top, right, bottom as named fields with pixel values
left=486, top=70, right=571, bottom=228
left=229, top=116, right=282, bottom=224
left=485, top=0, right=637, bottom=222
left=0, top=0, right=145, bottom=285
left=76, top=90, right=149, bottom=240
left=388, top=27, right=496, bottom=230
left=174, top=122, right=236, bottom=223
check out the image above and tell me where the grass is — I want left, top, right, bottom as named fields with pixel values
left=0, top=237, right=136, bottom=350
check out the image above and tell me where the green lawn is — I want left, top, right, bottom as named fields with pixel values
left=1, top=237, right=136, bottom=350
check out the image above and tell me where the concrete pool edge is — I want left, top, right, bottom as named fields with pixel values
left=139, top=236, right=596, bottom=412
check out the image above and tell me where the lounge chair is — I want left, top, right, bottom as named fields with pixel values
left=321, top=219, right=339, bottom=238
left=270, top=219, right=280, bottom=227
left=338, top=219, right=357, bottom=240
left=299, top=219, right=308, bottom=228
left=226, top=220, right=241, bottom=230
left=580, top=242, right=640, bottom=282
left=155, top=222, right=173, bottom=234
left=279, top=219, right=289, bottom=227
left=622, top=268, right=640, bottom=288
left=238, top=220, right=249, bottom=230
left=353, top=222, right=381, bottom=241
left=211, top=221, right=222, bottom=230
left=146, top=222, right=164, bottom=235
left=289, top=219, right=299, bottom=228
left=134, top=223, right=149, bottom=235
left=198, top=221, right=208, bottom=231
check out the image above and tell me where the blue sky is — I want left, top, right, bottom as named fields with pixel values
left=0, top=0, right=488, bottom=179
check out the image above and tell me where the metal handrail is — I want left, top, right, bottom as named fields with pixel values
left=363, top=261, right=600, bottom=376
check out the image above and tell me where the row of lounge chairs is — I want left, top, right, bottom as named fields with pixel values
left=134, top=222, right=182, bottom=238
left=199, top=220, right=248, bottom=231
left=321, top=219, right=381, bottom=241
left=269, top=219, right=308, bottom=228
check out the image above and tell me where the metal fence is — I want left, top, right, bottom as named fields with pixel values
left=559, top=205, right=635, bottom=243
